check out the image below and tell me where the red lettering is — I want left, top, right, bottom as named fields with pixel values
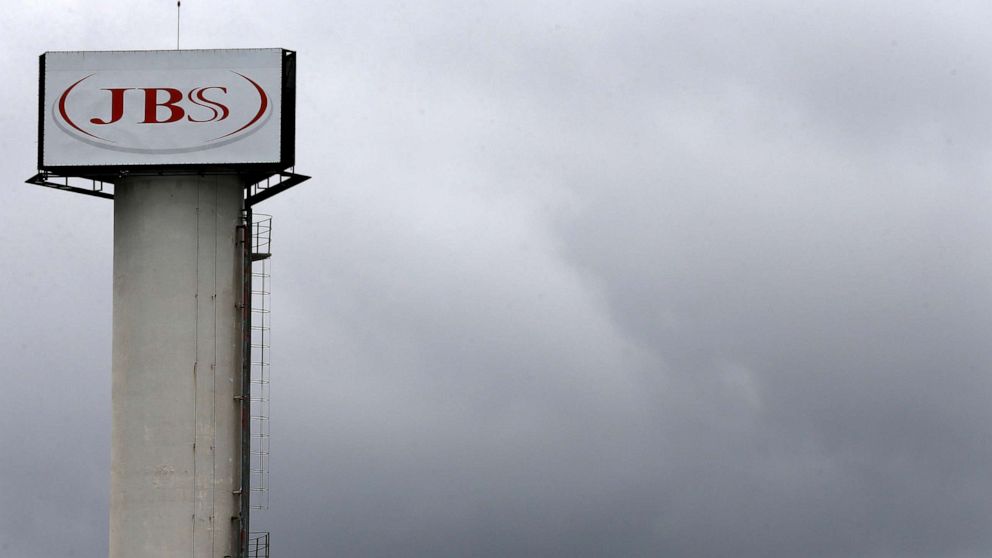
left=140, top=88, right=185, bottom=124
left=186, top=87, right=230, bottom=123
left=72, top=79, right=260, bottom=130
left=90, top=88, right=133, bottom=125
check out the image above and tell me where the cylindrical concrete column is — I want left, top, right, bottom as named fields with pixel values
left=110, top=175, right=244, bottom=558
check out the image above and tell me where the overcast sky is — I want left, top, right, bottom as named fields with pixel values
left=3, top=1, right=992, bottom=557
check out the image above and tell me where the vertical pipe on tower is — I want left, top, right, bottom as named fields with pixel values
left=239, top=204, right=253, bottom=558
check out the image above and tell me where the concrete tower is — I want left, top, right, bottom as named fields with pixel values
left=30, top=48, right=307, bottom=558
left=111, top=175, right=244, bottom=557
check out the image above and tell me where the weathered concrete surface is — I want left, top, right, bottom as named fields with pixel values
left=111, top=175, right=242, bottom=558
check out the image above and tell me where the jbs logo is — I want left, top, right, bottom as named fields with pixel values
left=87, top=86, right=232, bottom=125
left=53, top=71, right=271, bottom=153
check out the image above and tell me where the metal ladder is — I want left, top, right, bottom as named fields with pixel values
left=250, top=214, right=272, bottom=512
left=239, top=211, right=273, bottom=558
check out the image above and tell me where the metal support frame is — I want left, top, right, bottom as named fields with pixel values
left=24, top=169, right=310, bottom=208
left=24, top=171, right=114, bottom=200
left=246, top=171, right=311, bottom=207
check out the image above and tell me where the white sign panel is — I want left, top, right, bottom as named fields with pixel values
left=40, top=49, right=291, bottom=169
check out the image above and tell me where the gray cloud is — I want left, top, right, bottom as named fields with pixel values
left=2, top=1, right=991, bottom=557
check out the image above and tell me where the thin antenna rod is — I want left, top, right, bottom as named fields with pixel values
left=176, top=1, right=181, bottom=50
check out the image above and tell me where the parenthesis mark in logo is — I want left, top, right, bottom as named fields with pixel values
left=59, top=74, right=113, bottom=143
left=209, top=72, right=268, bottom=141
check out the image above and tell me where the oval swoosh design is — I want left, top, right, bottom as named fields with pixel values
left=56, top=71, right=271, bottom=153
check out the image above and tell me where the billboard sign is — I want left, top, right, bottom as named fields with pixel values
left=39, top=48, right=295, bottom=172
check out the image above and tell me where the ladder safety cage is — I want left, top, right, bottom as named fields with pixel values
left=248, top=532, right=271, bottom=558
left=250, top=214, right=273, bottom=511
